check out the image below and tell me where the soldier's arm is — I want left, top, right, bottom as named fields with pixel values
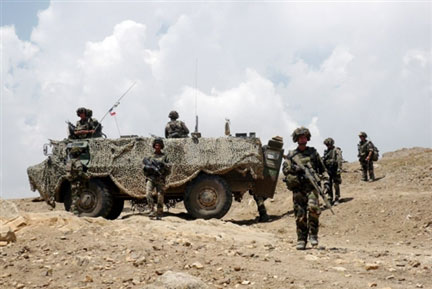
left=336, top=148, right=343, bottom=170
left=282, top=159, right=297, bottom=175
left=182, top=122, right=190, bottom=135
left=165, top=124, right=169, bottom=138
left=365, top=143, right=374, bottom=161
left=314, top=152, right=330, bottom=181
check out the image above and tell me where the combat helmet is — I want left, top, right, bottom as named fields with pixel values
left=168, top=110, right=179, bottom=120
left=358, top=131, right=367, bottom=138
left=291, top=127, right=311, bottom=142
left=323, top=137, right=334, bottom=146
left=152, top=138, right=165, bottom=149
left=86, top=109, right=93, bottom=118
left=76, top=107, right=87, bottom=116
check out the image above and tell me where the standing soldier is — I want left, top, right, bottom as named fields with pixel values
left=322, top=138, right=343, bottom=205
left=357, top=132, right=375, bottom=181
left=143, top=138, right=171, bottom=220
left=165, top=110, right=190, bottom=138
left=72, top=107, right=102, bottom=139
left=283, top=127, right=330, bottom=250
left=65, top=147, right=89, bottom=216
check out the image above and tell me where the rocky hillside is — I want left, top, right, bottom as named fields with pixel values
left=1, top=147, right=431, bottom=289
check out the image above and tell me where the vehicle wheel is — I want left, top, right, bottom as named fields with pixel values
left=106, top=199, right=124, bottom=220
left=74, top=179, right=113, bottom=218
left=184, top=175, right=232, bottom=219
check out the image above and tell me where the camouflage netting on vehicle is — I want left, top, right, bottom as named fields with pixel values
left=28, top=137, right=265, bottom=200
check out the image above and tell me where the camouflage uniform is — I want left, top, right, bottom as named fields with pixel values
left=143, top=140, right=171, bottom=219
left=73, top=108, right=102, bottom=139
left=252, top=194, right=269, bottom=222
left=65, top=149, right=88, bottom=215
left=322, top=138, right=343, bottom=204
left=282, top=127, right=329, bottom=250
left=357, top=132, right=375, bottom=181
left=165, top=111, right=189, bottom=138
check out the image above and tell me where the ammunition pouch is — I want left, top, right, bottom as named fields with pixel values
left=284, top=174, right=302, bottom=191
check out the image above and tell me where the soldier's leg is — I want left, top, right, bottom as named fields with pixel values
left=156, top=186, right=164, bottom=220
left=334, top=173, right=342, bottom=204
left=253, top=195, right=269, bottom=222
left=327, top=176, right=334, bottom=204
left=307, top=191, right=321, bottom=246
left=293, top=192, right=308, bottom=250
left=368, top=161, right=375, bottom=181
left=70, top=182, right=80, bottom=215
left=146, top=179, right=156, bottom=215
left=361, top=161, right=368, bottom=181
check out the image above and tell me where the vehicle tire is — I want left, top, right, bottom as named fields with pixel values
left=184, top=175, right=232, bottom=219
left=65, top=179, right=113, bottom=218
left=106, top=199, right=124, bottom=220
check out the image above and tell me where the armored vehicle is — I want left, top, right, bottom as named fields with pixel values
left=27, top=135, right=284, bottom=220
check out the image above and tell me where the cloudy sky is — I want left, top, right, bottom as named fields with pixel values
left=1, top=1, right=431, bottom=199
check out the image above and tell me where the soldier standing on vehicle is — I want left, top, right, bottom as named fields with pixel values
left=65, top=147, right=88, bottom=216
left=282, top=127, right=330, bottom=250
left=143, top=138, right=171, bottom=220
left=322, top=138, right=343, bottom=205
left=357, top=132, right=375, bottom=181
left=165, top=110, right=190, bottom=138
left=72, top=107, right=102, bottom=139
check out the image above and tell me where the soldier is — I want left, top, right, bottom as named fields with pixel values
left=65, top=147, right=88, bottom=216
left=165, top=110, right=190, bottom=138
left=283, top=127, right=330, bottom=250
left=143, top=138, right=171, bottom=220
left=72, top=107, right=102, bottom=139
left=357, top=132, right=375, bottom=181
left=322, top=138, right=343, bottom=205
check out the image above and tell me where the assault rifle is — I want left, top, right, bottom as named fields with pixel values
left=142, top=158, right=166, bottom=178
left=291, top=154, right=335, bottom=214
left=66, top=121, right=77, bottom=139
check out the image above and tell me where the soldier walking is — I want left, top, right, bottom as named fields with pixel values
left=165, top=110, right=190, bottom=138
left=283, top=127, right=330, bottom=250
left=65, top=147, right=89, bottom=216
left=357, top=132, right=375, bottom=181
left=322, top=138, right=343, bottom=205
left=143, top=138, right=171, bottom=220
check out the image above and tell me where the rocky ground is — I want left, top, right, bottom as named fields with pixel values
left=1, top=147, right=431, bottom=289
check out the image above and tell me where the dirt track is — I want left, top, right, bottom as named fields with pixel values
left=1, top=147, right=431, bottom=289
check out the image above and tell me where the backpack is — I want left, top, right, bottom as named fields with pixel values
left=370, top=142, right=379, bottom=161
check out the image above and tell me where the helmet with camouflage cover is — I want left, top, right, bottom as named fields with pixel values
left=323, top=137, right=334, bottom=146
left=358, top=131, right=367, bottom=138
left=291, top=126, right=311, bottom=142
left=152, top=138, right=165, bottom=149
left=86, top=109, right=93, bottom=118
left=168, top=110, right=179, bottom=120
left=76, top=107, right=87, bottom=116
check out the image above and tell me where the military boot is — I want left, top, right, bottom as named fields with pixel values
left=296, top=240, right=306, bottom=250
left=258, top=207, right=269, bottom=222
left=369, top=172, right=375, bottom=182
left=309, top=235, right=319, bottom=247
